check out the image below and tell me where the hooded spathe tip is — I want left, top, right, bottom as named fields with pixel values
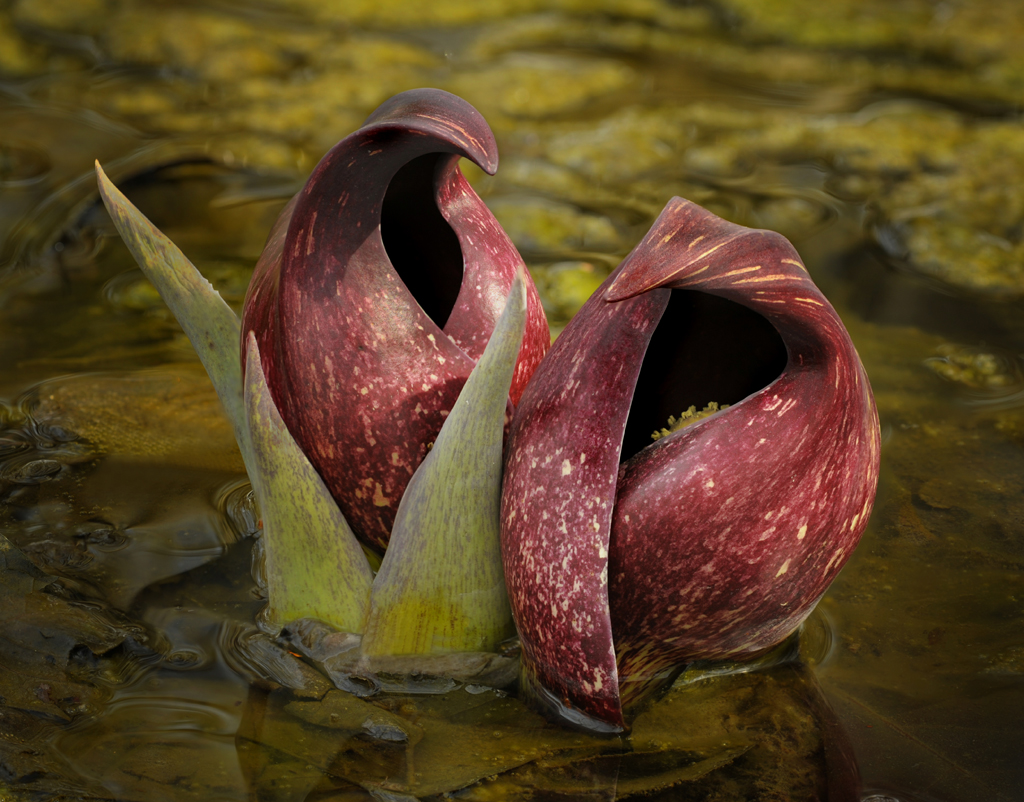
left=362, top=87, right=499, bottom=175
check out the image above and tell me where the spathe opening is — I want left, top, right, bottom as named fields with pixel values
left=619, top=290, right=788, bottom=462
left=380, top=153, right=464, bottom=329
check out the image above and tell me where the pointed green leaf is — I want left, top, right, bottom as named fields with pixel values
left=95, top=161, right=255, bottom=474
left=361, top=269, right=528, bottom=656
left=244, top=333, right=373, bottom=633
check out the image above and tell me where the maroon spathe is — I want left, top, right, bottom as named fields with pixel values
left=501, top=198, right=880, bottom=729
left=243, top=89, right=549, bottom=553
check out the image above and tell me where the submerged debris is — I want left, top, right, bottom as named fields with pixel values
left=924, top=343, right=1023, bottom=391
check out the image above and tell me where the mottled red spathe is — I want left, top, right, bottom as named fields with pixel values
left=501, top=198, right=880, bottom=729
left=243, top=89, right=549, bottom=553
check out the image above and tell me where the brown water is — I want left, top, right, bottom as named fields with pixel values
left=2, top=2, right=1023, bottom=800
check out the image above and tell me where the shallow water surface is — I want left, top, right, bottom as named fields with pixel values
left=1, top=1, right=1023, bottom=800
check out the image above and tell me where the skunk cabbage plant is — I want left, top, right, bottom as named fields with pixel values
left=243, top=89, right=549, bottom=554
left=95, top=88, right=541, bottom=660
left=502, top=198, right=880, bottom=731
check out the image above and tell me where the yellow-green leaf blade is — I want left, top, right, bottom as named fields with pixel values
left=94, top=161, right=254, bottom=473
left=244, top=333, right=373, bottom=634
left=361, top=269, right=528, bottom=656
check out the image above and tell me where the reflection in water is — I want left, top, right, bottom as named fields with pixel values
left=0, top=143, right=51, bottom=186
left=924, top=343, right=1024, bottom=412
left=800, top=606, right=838, bottom=669
left=55, top=667, right=250, bottom=801
left=2, top=0, right=1024, bottom=799
left=217, top=479, right=260, bottom=542
left=232, top=661, right=860, bottom=800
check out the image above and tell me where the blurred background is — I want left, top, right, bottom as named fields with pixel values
left=1, top=1, right=1023, bottom=800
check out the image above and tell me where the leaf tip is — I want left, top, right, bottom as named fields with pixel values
left=243, top=331, right=263, bottom=389
left=94, top=160, right=128, bottom=221
left=512, top=263, right=528, bottom=307
left=604, top=267, right=644, bottom=303
left=95, top=159, right=112, bottom=195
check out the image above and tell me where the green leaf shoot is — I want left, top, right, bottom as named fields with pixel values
left=95, top=161, right=255, bottom=475
left=360, top=268, right=528, bottom=655
left=244, top=333, right=373, bottom=633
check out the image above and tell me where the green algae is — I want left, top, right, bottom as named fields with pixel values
left=924, top=344, right=1022, bottom=391
left=447, top=53, right=635, bottom=122
left=488, top=196, right=622, bottom=255
left=528, top=260, right=610, bottom=336
left=6, top=0, right=1023, bottom=292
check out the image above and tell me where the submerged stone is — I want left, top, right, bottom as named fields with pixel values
left=29, top=367, right=244, bottom=473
